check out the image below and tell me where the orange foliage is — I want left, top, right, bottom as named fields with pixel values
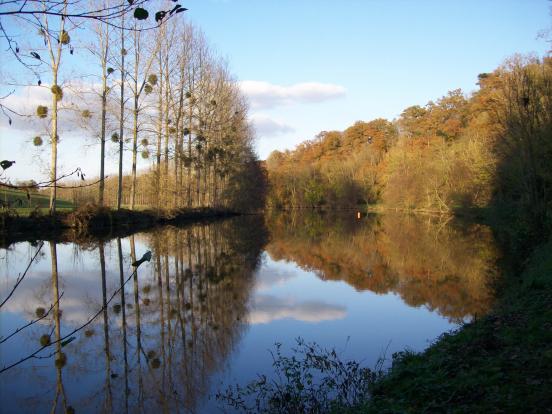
left=266, top=212, right=498, bottom=321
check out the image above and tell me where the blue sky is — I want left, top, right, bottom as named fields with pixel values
left=1, top=0, right=550, bottom=182
left=183, top=0, right=551, bottom=159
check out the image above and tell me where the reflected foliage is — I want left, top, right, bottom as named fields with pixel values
left=266, top=211, right=498, bottom=321
left=0, top=216, right=267, bottom=412
left=218, top=338, right=376, bottom=413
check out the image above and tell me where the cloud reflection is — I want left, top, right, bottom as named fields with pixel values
left=249, top=294, right=346, bottom=324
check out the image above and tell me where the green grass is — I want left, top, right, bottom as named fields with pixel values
left=352, top=238, right=552, bottom=413
left=1, top=188, right=74, bottom=210
left=12, top=207, right=74, bottom=217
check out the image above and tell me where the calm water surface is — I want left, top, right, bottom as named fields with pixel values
left=0, top=213, right=499, bottom=413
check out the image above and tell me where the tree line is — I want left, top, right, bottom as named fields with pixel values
left=0, top=216, right=267, bottom=411
left=266, top=54, right=552, bottom=233
left=2, top=1, right=265, bottom=214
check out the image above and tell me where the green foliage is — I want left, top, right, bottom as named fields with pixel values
left=35, top=307, right=46, bottom=318
left=304, top=176, right=325, bottom=207
left=359, top=239, right=552, bottom=413
left=1, top=188, right=73, bottom=210
left=144, top=83, right=153, bottom=94
left=217, top=338, right=375, bottom=413
left=111, top=132, right=119, bottom=143
left=33, top=136, right=43, bottom=146
left=489, top=56, right=552, bottom=233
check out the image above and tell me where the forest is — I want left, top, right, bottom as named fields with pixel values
left=266, top=55, right=552, bottom=240
left=1, top=1, right=265, bottom=217
left=1, top=2, right=551, bottom=412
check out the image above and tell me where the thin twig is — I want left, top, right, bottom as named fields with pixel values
left=0, top=292, right=64, bottom=344
left=0, top=241, right=44, bottom=308
left=0, top=263, right=145, bottom=374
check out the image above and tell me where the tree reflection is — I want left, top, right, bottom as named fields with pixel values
left=133, top=217, right=267, bottom=412
left=50, top=241, right=69, bottom=413
left=266, top=211, right=498, bottom=321
left=117, top=237, right=130, bottom=414
left=0, top=216, right=267, bottom=412
left=99, top=241, right=112, bottom=412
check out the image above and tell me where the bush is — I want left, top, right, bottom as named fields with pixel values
left=217, top=338, right=377, bottom=413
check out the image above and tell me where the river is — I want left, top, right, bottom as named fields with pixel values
left=0, top=212, right=499, bottom=413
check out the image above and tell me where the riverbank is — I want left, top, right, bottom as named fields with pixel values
left=0, top=204, right=240, bottom=247
left=351, top=236, right=552, bottom=413
left=228, top=208, right=552, bottom=412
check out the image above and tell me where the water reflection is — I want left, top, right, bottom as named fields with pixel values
left=0, top=216, right=267, bottom=413
left=0, top=212, right=499, bottom=412
left=266, top=211, right=498, bottom=321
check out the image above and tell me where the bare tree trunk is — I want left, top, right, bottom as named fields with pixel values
left=99, top=242, right=112, bottom=410
left=43, top=3, right=67, bottom=215
left=156, top=44, right=163, bottom=209
left=130, top=26, right=139, bottom=210
left=117, top=238, right=130, bottom=414
left=187, top=100, right=193, bottom=207
left=49, top=71, right=59, bottom=214
left=99, top=52, right=108, bottom=206
left=117, top=19, right=125, bottom=210
left=163, top=55, right=170, bottom=208
left=50, top=241, right=68, bottom=412
left=130, top=98, right=138, bottom=210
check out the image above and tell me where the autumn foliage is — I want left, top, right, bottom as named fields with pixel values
left=266, top=55, right=552, bottom=232
left=266, top=211, right=498, bottom=321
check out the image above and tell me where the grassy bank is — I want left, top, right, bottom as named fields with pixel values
left=0, top=203, right=239, bottom=246
left=351, top=236, right=552, bottom=413
left=1, top=188, right=74, bottom=210
left=217, top=209, right=551, bottom=413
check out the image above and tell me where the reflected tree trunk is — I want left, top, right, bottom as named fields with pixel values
left=49, top=242, right=68, bottom=413
left=99, top=242, right=112, bottom=411
left=155, top=243, right=168, bottom=413
left=130, top=235, right=144, bottom=409
left=117, top=238, right=130, bottom=414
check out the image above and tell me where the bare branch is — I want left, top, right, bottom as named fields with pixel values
left=0, top=292, right=64, bottom=344
left=0, top=241, right=44, bottom=309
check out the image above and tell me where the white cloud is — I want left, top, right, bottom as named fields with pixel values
left=251, top=114, right=294, bottom=137
left=239, top=80, right=346, bottom=109
left=248, top=294, right=346, bottom=324
left=1, top=80, right=133, bottom=137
